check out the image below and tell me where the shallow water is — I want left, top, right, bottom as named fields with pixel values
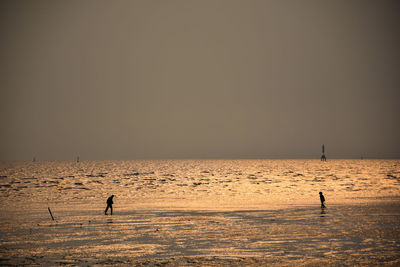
left=1, top=159, right=399, bottom=208
left=0, top=159, right=399, bottom=265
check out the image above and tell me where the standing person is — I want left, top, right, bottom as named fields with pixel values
left=105, top=195, right=114, bottom=215
left=319, top=192, right=326, bottom=208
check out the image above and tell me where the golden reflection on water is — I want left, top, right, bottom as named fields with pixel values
left=0, top=159, right=399, bottom=265
left=0, top=159, right=399, bottom=209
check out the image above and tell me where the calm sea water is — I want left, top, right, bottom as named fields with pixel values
left=1, top=159, right=399, bottom=208
left=0, top=159, right=399, bottom=265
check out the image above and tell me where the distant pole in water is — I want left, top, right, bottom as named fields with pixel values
left=48, top=207, right=55, bottom=221
left=320, top=144, right=327, bottom=161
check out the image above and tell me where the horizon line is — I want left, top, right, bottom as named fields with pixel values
left=1, top=156, right=400, bottom=162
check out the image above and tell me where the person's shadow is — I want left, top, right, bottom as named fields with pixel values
left=320, top=207, right=326, bottom=217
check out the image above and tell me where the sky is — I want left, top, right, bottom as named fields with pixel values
left=1, top=0, right=399, bottom=160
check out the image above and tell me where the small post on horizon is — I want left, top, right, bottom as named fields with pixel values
left=321, top=144, right=327, bottom=161
left=76, top=156, right=80, bottom=163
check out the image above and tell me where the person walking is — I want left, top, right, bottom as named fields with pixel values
left=105, top=195, right=114, bottom=215
left=319, top=192, right=326, bottom=208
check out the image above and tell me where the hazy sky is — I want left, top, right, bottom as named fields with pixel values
left=1, top=0, right=399, bottom=160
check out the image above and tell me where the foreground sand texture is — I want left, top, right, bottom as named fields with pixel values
left=1, top=159, right=399, bottom=265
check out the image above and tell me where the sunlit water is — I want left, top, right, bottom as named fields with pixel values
left=1, top=159, right=399, bottom=265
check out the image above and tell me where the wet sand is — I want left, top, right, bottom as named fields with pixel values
left=1, top=202, right=399, bottom=266
left=1, top=159, right=400, bottom=265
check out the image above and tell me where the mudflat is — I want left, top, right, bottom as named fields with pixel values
left=1, top=159, right=399, bottom=265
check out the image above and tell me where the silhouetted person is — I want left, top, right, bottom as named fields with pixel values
left=319, top=192, right=326, bottom=208
left=320, top=154, right=326, bottom=161
left=105, top=195, right=114, bottom=215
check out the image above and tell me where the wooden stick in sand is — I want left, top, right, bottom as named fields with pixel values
left=48, top=207, right=55, bottom=221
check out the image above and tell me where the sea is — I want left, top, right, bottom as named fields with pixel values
left=0, top=159, right=399, bottom=265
